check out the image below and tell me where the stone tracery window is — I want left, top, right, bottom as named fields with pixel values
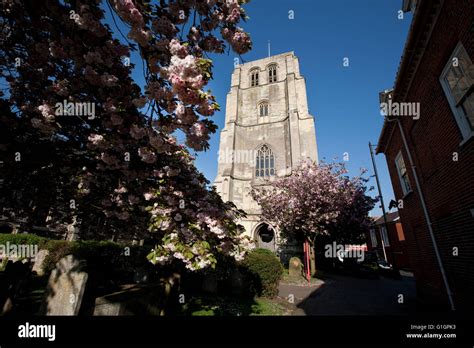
left=258, top=101, right=269, bottom=116
left=268, top=64, right=277, bottom=83
left=250, top=69, right=259, bottom=87
left=255, top=144, right=275, bottom=177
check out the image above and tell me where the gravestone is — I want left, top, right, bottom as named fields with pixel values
left=289, top=257, right=303, bottom=277
left=32, top=249, right=49, bottom=276
left=66, top=220, right=79, bottom=241
left=41, top=254, right=88, bottom=315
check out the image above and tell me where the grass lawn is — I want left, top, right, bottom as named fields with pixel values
left=281, top=268, right=325, bottom=286
left=181, top=295, right=287, bottom=316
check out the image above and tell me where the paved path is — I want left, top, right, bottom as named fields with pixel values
left=277, top=271, right=416, bottom=315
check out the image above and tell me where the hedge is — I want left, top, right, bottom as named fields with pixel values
left=1, top=234, right=285, bottom=299
left=0, top=233, right=48, bottom=248
left=0, top=233, right=151, bottom=283
left=241, top=248, right=283, bottom=298
left=41, top=240, right=150, bottom=276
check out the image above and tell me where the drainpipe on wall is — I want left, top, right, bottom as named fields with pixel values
left=369, top=142, right=390, bottom=264
left=390, top=117, right=456, bottom=311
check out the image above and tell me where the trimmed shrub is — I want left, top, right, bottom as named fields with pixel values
left=41, top=240, right=71, bottom=273
left=41, top=240, right=150, bottom=280
left=0, top=233, right=151, bottom=284
left=0, top=233, right=48, bottom=248
left=250, top=248, right=276, bottom=257
left=241, top=248, right=283, bottom=298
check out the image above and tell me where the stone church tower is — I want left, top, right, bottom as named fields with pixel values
left=214, top=51, right=318, bottom=252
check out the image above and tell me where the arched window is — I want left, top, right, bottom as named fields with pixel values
left=258, top=101, right=269, bottom=116
left=255, top=144, right=275, bottom=177
left=250, top=69, right=259, bottom=87
left=268, top=64, right=277, bottom=83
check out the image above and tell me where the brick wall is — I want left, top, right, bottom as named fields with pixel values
left=366, top=222, right=413, bottom=270
left=382, top=0, right=474, bottom=311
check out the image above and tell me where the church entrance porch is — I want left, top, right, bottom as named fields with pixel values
left=255, top=223, right=276, bottom=251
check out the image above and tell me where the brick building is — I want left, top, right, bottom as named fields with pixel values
left=367, top=211, right=412, bottom=270
left=376, top=0, right=473, bottom=311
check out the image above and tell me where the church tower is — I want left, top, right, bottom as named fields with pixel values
left=214, top=51, right=318, bottom=251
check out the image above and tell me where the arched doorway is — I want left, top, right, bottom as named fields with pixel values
left=255, top=223, right=276, bottom=251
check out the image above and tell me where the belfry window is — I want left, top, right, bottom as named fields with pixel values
left=250, top=70, right=259, bottom=87
left=258, top=101, right=269, bottom=116
left=268, top=64, right=277, bottom=83
left=255, top=144, right=275, bottom=177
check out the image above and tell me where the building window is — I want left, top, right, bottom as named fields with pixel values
left=250, top=69, right=259, bottom=87
left=370, top=229, right=378, bottom=247
left=268, top=64, right=277, bottom=83
left=395, top=151, right=412, bottom=196
left=255, top=144, right=275, bottom=177
left=380, top=226, right=390, bottom=247
left=440, top=42, right=474, bottom=141
left=258, top=101, right=269, bottom=116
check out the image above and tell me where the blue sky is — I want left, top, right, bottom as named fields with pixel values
left=105, top=0, right=413, bottom=217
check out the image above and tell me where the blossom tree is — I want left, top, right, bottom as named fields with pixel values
left=0, top=0, right=253, bottom=270
left=251, top=161, right=377, bottom=275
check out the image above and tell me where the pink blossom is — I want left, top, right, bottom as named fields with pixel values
left=52, top=80, right=69, bottom=97
left=38, top=104, right=55, bottom=121
left=110, top=114, right=123, bottom=125
left=3, top=0, right=254, bottom=273
left=84, top=66, right=101, bottom=86
left=117, top=211, right=130, bottom=220
left=138, top=147, right=157, bottom=164
left=152, top=17, right=178, bottom=37
left=88, top=134, right=104, bottom=145
left=114, top=186, right=127, bottom=194
left=149, top=134, right=164, bottom=151
left=129, top=125, right=146, bottom=139
left=127, top=28, right=151, bottom=47
left=100, top=152, right=119, bottom=166
left=191, top=122, right=207, bottom=138
left=187, top=26, right=200, bottom=42
left=84, top=51, right=103, bottom=65
left=49, top=42, right=67, bottom=58
left=132, top=96, right=148, bottom=108
left=169, top=39, right=188, bottom=58
left=101, top=73, right=119, bottom=87
left=175, top=103, right=186, bottom=117
left=228, top=28, right=251, bottom=55
left=111, top=0, right=144, bottom=26
left=31, top=118, right=42, bottom=128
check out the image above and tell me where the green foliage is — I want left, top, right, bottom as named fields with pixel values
left=41, top=240, right=149, bottom=281
left=181, top=295, right=285, bottom=316
left=251, top=248, right=276, bottom=256
left=0, top=233, right=48, bottom=248
left=251, top=298, right=286, bottom=316
left=0, top=234, right=151, bottom=285
left=41, top=240, right=71, bottom=273
left=242, top=248, right=283, bottom=298
left=0, top=257, right=8, bottom=271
